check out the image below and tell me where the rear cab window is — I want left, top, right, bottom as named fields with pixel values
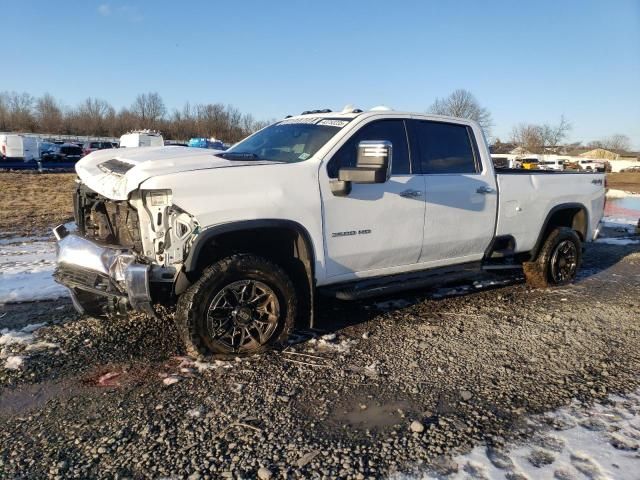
left=411, top=120, right=480, bottom=174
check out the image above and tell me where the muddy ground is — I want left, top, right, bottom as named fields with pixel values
left=1, top=240, right=639, bottom=479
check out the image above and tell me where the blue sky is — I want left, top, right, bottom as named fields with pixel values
left=4, top=0, right=640, bottom=147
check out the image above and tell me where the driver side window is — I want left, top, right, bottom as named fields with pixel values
left=327, top=119, right=411, bottom=178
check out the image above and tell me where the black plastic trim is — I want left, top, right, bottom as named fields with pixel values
left=319, top=261, right=482, bottom=300
left=483, top=234, right=517, bottom=260
left=184, top=219, right=316, bottom=275
left=529, top=203, right=589, bottom=260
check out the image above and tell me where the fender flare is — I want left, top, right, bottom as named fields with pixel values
left=183, top=219, right=317, bottom=275
left=530, top=202, right=589, bottom=259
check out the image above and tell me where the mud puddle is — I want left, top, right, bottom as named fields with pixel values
left=334, top=399, right=414, bottom=430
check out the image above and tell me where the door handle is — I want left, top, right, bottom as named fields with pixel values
left=399, top=189, right=423, bottom=198
left=476, top=185, right=495, bottom=194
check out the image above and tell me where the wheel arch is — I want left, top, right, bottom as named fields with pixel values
left=181, top=219, right=317, bottom=327
left=530, top=203, right=589, bottom=260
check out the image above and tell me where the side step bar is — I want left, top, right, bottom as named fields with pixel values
left=319, top=262, right=483, bottom=301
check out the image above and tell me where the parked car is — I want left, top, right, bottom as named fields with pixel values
left=0, top=134, right=38, bottom=162
left=538, top=159, right=565, bottom=171
left=620, top=165, right=640, bottom=173
left=41, top=143, right=83, bottom=163
left=578, top=160, right=605, bottom=172
left=82, top=141, right=114, bottom=156
left=491, top=156, right=521, bottom=169
left=54, top=109, right=605, bottom=356
left=38, top=141, right=56, bottom=158
left=188, top=137, right=226, bottom=150
left=521, top=158, right=539, bottom=170
left=119, top=130, right=164, bottom=148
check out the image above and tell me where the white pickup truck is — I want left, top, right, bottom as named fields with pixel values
left=53, top=107, right=605, bottom=356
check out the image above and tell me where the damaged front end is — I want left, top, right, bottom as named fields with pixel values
left=53, top=226, right=154, bottom=316
left=53, top=182, right=198, bottom=318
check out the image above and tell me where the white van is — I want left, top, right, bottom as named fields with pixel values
left=0, top=134, right=38, bottom=162
left=119, top=130, right=164, bottom=148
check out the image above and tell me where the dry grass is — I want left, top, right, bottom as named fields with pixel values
left=0, top=172, right=76, bottom=237
left=607, top=173, right=640, bottom=193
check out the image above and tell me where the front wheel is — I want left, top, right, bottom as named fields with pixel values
left=524, top=227, right=582, bottom=288
left=176, top=254, right=296, bottom=357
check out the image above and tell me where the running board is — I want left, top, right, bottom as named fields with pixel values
left=319, top=262, right=482, bottom=301
left=481, top=264, right=523, bottom=271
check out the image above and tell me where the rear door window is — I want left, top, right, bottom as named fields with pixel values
left=412, top=121, right=479, bottom=174
left=327, top=119, right=410, bottom=178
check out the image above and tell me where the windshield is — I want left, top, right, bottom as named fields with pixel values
left=221, top=118, right=349, bottom=163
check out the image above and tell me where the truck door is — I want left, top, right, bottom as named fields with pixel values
left=320, top=118, right=426, bottom=280
left=409, top=119, right=497, bottom=266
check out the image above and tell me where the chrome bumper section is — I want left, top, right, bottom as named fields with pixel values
left=52, top=224, right=154, bottom=316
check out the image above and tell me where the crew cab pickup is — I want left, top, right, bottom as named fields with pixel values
left=53, top=108, right=605, bottom=356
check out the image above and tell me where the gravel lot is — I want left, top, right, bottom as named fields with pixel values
left=1, top=239, right=639, bottom=479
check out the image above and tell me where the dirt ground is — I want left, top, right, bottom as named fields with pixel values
left=0, top=169, right=639, bottom=479
left=0, top=172, right=76, bottom=238
left=607, top=172, right=640, bottom=193
left=0, top=242, right=639, bottom=479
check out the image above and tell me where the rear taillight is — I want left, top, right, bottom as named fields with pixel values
left=1, top=145, right=5, bottom=155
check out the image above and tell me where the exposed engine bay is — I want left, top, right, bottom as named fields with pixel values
left=74, top=182, right=143, bottom=251
left=73, top=180, right=198, bottom=271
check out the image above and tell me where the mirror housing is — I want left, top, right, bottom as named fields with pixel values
left=330, top=140, right=392, bottom=196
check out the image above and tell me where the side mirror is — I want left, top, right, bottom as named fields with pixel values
left=330, top=140, right=392, bottom=196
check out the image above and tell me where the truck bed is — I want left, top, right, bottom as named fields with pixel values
left=495, top=170, right=605, bottom=253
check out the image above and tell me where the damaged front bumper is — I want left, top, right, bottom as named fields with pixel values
left=52, top=224, right=154, bottom=317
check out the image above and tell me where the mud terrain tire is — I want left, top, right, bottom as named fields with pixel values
left=524, top=227, right=582, bottom=288
left=176, top=254, right=296, bottom=357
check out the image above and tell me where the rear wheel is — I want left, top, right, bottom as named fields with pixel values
left=176, top=254, right=296, bottom=357
left=524, top=227, right=582, bottom=288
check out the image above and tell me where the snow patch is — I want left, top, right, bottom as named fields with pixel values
left=0, top=323, right=58, bottom=370
left=606, top=188, right=638, bottom=199
left=404, top=389, right=640, bottom=480
left=4, top=355, right=24, bottom=370
left=596, top=237, right=640, bottom=246
left=602, top=216, right=638, bottom=232
left=163, top=376, right=180, bottom=386
left=0, top=239, right=68, bottom=303
left=308, top=335, right=354, bottom=353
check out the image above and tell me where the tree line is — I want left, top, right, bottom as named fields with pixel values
left=1, top=89, right=633, bottom=152
left=0, top=91, right=271, bottom=143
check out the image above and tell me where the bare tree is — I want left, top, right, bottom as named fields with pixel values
left=0, top=90, right=267, bottom=142
left=429, top=89, right=493, bottom=134
left=602, top=134, right=631, bottom=153
left=35, top=93, right=64, bottom=133
left=511, top=116, right=571, bottom=154
left=540, top=115, right=571, bottom=148
left=131, top=92, right=166, bottom=126
left=0, top=92, right=9, bottom=130
left=4, top=91, right=35, bottom=131
left=69, top=98, right=115, bottom=136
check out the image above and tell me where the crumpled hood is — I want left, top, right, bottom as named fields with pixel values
left=75, top=146, right=279, bottom=200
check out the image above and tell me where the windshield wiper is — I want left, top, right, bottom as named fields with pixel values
left=217, top=152, right=259, bottom=160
